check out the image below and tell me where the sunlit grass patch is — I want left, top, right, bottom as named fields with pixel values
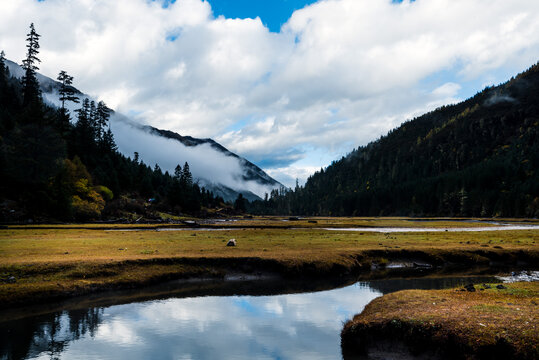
left=342, top=281, right=539, bottom=359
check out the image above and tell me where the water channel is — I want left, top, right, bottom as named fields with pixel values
left=0, top=275, right=504, bottom=360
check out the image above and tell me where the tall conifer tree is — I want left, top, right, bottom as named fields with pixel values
left=21, top=23, right=41, bottom=106
left=57, top=70, right=79, bottom=134
left=57, top=70, right=79, bottom=110
left=182, top=162, right=193, bottom=187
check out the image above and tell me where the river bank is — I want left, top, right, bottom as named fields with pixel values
left=341, top=280, right=539, bottom=359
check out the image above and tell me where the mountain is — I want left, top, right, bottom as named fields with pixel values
left=251, top=62, right=539, bottom=217
left=5, top=60, right=282, bottom=202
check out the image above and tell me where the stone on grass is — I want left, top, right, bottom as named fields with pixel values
left=227, top=239, right=236, bottom=247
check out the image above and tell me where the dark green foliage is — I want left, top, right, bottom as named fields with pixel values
left=234, top=193, right=246, bottom=213
left=251, top=63, right=539, bottom=217
left=0, top=25, right=223, bottom=221
left=21, top=23, right=41, bottom=107
left=57, top=70, right=79, bottom=109
left=166, top=162, right=201, bottom=213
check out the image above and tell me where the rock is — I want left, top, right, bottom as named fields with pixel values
left=6, top=276, right=16, bottom=284
left=308, top=220, right=318, bottom=224
left=483, top=284, right=491, bottom=289
left=496, top=284, right=507, bottom=289
left=464, top=283, right=476, bottom=292
left=226, top=239, right=236, bottom=247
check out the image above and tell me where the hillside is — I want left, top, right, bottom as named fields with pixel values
left=4, top=59, right=282, bottom=202
left=0, top=47, right=227, bottom=221
left=251, top=63, right=539, bottom=217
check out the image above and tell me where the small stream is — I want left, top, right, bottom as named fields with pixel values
left=323, top=225, right=539, bottom=232
left=0, top=275, right=505, bottom=360
left=103, top=223, right=539, bottom=232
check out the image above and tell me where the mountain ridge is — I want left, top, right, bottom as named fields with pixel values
left=250, top=62, right=539, bottom=217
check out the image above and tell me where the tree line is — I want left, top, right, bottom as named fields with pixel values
left=249, top=62, right=539, bottom=218
left=0, top=24, right=224, bottom=221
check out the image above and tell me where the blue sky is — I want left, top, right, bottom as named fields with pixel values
left=162, top=0, right=318, bottom=32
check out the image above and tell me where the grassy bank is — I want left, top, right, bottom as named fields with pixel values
left=341, top=281, right=539, bottom=359
left=0, top=218, right=538, bottom=307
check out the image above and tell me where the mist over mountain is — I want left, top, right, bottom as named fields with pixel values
left=250, top=62, right=539, bottom=217
left=5, top=60, right=282, bottom=202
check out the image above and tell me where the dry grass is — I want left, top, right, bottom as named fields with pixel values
left=342, top=282, right=539, bottom=359
left=0, top=218, right=537, bottom=307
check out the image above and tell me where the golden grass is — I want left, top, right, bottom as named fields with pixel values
left=342, top=282, right=539, bottom=359
left=0, top=218, right=537, bottom=307
left=1, top=225, right=536, bottom=263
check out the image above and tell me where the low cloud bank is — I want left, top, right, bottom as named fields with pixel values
left=111, top=114, right=279, bottom=198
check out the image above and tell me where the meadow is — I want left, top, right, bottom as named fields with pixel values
left=1, top=217, right=538, bottom=307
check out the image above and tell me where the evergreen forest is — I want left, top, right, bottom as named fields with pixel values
left=249, top=62, right=539, bottom=217
left=0, top=24, right=224, bottom=222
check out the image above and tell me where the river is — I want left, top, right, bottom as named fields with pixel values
left=0, top=275, right=502, bottom=360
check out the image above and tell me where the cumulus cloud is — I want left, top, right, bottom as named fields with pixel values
left=1, top=0, right=538, bottom=186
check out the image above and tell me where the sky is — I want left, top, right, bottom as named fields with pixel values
left=1, top=0, right=539, bottom=187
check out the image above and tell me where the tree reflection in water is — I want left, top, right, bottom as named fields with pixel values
left=1, top=307, right=103, bottom=359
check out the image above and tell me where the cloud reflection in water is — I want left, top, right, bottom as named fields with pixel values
left=36, top=283, right=380, bottom=360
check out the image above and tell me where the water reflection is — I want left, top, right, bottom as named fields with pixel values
left=0, top=276, right=498, bottom=360
left=1, top=308, right=103, bottom=360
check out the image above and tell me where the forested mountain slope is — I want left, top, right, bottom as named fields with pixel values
left=251, top=63, right=539, bottom=217
left=0, top=27, right=225, bottom=221
left=4, top=58, right=282, bottom=202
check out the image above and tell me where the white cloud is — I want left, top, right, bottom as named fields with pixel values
left=1, top=0, right=538, bottom=187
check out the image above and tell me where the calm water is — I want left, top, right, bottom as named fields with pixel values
left=0, top=276, right=499, bottom=360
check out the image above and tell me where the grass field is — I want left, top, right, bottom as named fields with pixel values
left=1, top=217, right=538, bottom=307
left=342, top=281, right=539, bottom=359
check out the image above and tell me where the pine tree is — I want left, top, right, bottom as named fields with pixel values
left=57, top=71, right=79, bottom=109
left=182, top=162, right=193, bottom=187
left=75, top=98, right=91, bottom=129
left=57, top=70, right=79, bottom=135
left=0, top=51, right=6, bottom=80
left=234, top=193, right=246, bottom=213
left=0, top=50, right=12, bottom=110
left=96, top=101, right=111, bottom=135
left=174, top=164, right=182, bottom=179
left=21, top=23, right=41, bottom=106
left=101, top=128, right=117, bottom=153
left=89, top=100, right=98, bottom=137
